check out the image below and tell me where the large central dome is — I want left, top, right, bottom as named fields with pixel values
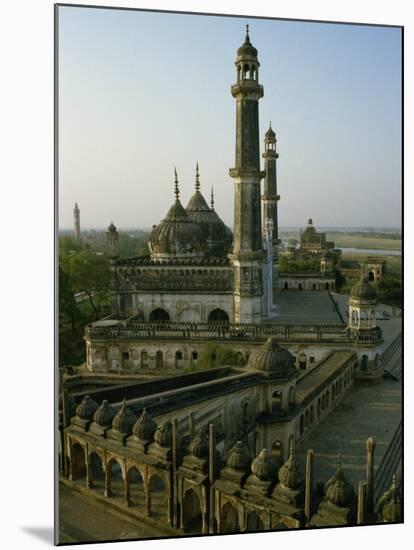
left=149, top=170, right=206, bottom=261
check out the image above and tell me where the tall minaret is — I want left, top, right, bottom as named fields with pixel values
left=73, top=203, right=80, bottom=240
left=229, top=25, right=265, bottom=323
left=262, top=123, right=280, bottom=295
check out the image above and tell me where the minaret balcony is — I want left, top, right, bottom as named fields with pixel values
left=231, top=81, right=264, bottom=99
left=229, top=167, right=265, bottom=179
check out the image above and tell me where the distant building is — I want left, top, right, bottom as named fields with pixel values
left=73, top=202, right=81, bottom=241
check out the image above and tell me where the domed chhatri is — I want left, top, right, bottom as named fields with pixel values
left=75, top=395, right=99, bottom=420
left=93, top=400, right=116, bottom=427
left=189, top=429, right=209, bottom=459
left=132, top=408, right=157, bottom=442
left=378, top=474, right=402, bottom=523
left=324, top=454, right=355, bottom=508
left=265, top=122, right=276, bottom=141
left=248, top=337, right=297, bottom=379
left=149, top=169, right=206, bottom=261
left=154, top=421, right=173, bottom=448
left=111, top=399, right=137, bottom=435
left=251, top=448, right=277, bottom=482
left=226, top=440, right=251, bottom=472
left=350, top=271, right=377, bottom=302
left=278, top=443, right=304, bottom=490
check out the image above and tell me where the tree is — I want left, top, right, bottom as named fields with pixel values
left=59, top=265, right=77, bottom=332
left=67, top=250, right=111, bottom=319
left=196, top=343, right=245, bottom=370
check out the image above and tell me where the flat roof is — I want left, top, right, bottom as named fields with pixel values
left=275, top=291, right=343, bottom=324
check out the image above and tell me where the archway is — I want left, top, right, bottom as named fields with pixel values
left=368, top=271, right=375, bottom=282
left=149, top=474, right=167, bottom=519
left=284, top=282, right=289, bottom=290
left=299, top=353, right=307, bottom=370
left=271, top=440, right=284, bottom=464
left=288, top=386, right=295, bottom=406
left=140, top=350, right=149, bottom=369
left=149, top=308, right=170, bottom=322
left=70, top=443, right=86, bottom=481
left=220, top=502, right=240, bottom=533
left=361, top=355, right=369, bottom=372
left=128, top=466, right=145, bottom=508
left=89, top=451, right=104, bottom=493
left=108, top=458, right=124, bottom=500
left=271, top=390, right=283, bottom=412
left=246, top=511, right=264, bottom=532
left=182, top=489, right=203, bottom=533
left=208, top=308, right=229, bottom=323
left=175, top=350, right=183, bottom=368
left=155, top=350, right=164, bottom=369
left=298, top=283, right=302, bottom=290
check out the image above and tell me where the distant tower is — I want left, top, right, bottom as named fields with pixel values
left=229, top=25, right=265, bottom=323
left=73, top=203, right=81, bottom=240
left=106, top=222, right=119, bottom=259
left=262, top=122, right=280, bottom=250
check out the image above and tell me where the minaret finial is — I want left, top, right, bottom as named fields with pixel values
left=246, top=24, right=250, bottom=40
left=174, top=166, right=179, bottom=200
left=195, top=162, right=200, bottom=192
left=269, top=120, right=272, bottom=130
left=336, top=452, right=342, bottom=471
left=289, top=438, right=295, bottom=458
left=210, top=187, right=215, bottom=210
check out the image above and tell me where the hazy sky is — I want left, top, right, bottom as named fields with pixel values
left=58, top=6, right=402, bottom=230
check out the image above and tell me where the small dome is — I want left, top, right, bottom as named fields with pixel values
left=325, top=456, right=355, bottom=507
left=237, top=27, right=258, bottom=59
left=112, top=399, right=137, bottom=435
left=154, top=421, right=173, bottom=447
left=93, top=400, right=116, bottom=427
left=251, top=449, right=277, bottom=481
left=189, top=429, right=209, bottom=458
left=379, top=475, right=401, bottom=523
left=75, top=395, right=99, bottom=420
left=132, top=408, right=157, bottom=441
left=350, top=274, right=377, bottom=301
left=278, top=445, right=303, bottom=489
left=265, top=123, right=276, bottom=141
left=248, top=338, right=296, bottom=378
left=226, top=440, right=251, bottom=471
left=107, top=221, right=117, bottom=233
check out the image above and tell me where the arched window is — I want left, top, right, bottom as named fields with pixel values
left=183, top=489, right=202, bottom=533
left=149, top=308, right=170, bottom=322
left=89, top=451, right=104, bottom=492
left=155, top=350, right=163, bottom=368
left=271, top=390, right=283, bottom=412
left=288, top=385, right=295, bottom=406
left=299, top=353, right=307, bottom=370
left=368, top=271, right=375, bottom=282
left=70, top=443, right=86, bottom=481
left=208, top=308, right=229, bottom=323
left=107, top=458, right=124, bottom=499
left=361, top=355, right=369, bottom=372
left=220, top=502, right=240, bottom=533
left=284, top=282, right=289, bottom=290
left=271, top=440, right=284, bottom=463
left=140, top=350, right=149, bottom=369
left=246, top=511, right=264, bottom=532
left=175, top=350, right=183, bottom=368
left=127, top=466, right=145, bottom=508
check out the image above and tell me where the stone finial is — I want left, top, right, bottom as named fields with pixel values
left=195, top=162, right=200, bottom=192
left=210, top=187, right=215, bottom=210
left=174, top=166, right=179, bottom=200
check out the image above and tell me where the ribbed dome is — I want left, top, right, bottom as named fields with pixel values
left=226, top=440, right=251, bottom=471
left=154, top=421, right=173, bottom=447
left=150, top=199, right=206, bottom=259
left=189, top=429, right=209, bottom=458
left=265, top=124, right=276, bottom=141
left=93, top=400, right=116, bottom=427
left=350, top=274, right=377, bottom=301
left=251, top=449, right=277, bottom=481
left=248, top=338, right=296, bottom=378
left=237, top=27, right=258, bottom=59
left=278, top=445, right=303, bottom=489
left=379, top=475, right=401, bottom=522
left=75, top=395, right=99, bottom=420
left=132, top=408, right=157, bottom=441
left=325, top=456, right=355, bottom=507
left=111, top=399, right=137, bottom=434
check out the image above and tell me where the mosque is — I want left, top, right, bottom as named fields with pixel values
left=59, top=27, right=402, bottom=541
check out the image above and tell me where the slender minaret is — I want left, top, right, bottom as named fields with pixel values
left=262, top=122, right=280, bottom=250
left=73, top=203, right=81, bottom=240
left=229, top=25, right=265, bottom=323
left=262, top=123, right=280, bottom=297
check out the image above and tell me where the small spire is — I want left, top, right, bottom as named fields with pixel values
left=174, top=166, right=180, bottom=200
left=210, top=187, right=215, bottom=210
left=336, top=452, right=342, bottom=471
left=245, top=23, right=250, bottom=42
left=289, top=437, right=295, bottom=458
left=195, top=162, right=200, bottom=192
left=269, top=120, right=272, bottom=130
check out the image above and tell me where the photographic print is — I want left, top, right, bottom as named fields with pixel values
left=56, top=4, right=403, bottom=544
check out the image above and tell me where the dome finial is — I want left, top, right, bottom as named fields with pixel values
left=269, top=120, right=272, bottom=130
left=246, top=23, right=250, bottom=42
left=195, top=162, right=200, bottom=192
left=210, top=186, right=215, bottom=210
left=336, top=452, right=342, bottom=472
left=174, top=166, right=180, bottom=200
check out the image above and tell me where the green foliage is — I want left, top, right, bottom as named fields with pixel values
left=195, top=343, right=245, bottom=370
left=374, top=274, right=402, bottom=306
left=287, top=238, right=298, bottom=247
left=279, top=255, right=320, bottom=274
